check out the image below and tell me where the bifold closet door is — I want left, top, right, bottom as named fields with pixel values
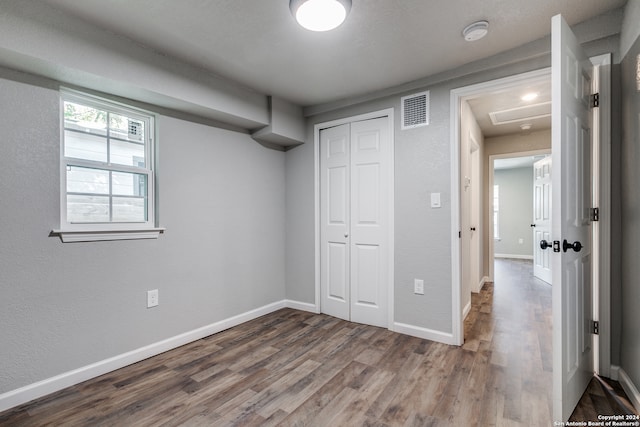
left=320, top=117, right=390, bottom=328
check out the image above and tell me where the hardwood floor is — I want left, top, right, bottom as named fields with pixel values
left=0, top=259, right=633, bottom=426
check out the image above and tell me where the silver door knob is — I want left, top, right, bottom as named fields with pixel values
left=344, top=233, right=349, bottom=238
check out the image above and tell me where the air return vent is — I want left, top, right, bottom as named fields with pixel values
left=401, top=91, right=430, bottom=130
left=489, top=102, right=551, bottom=126
left=128, top=120, right=143, bottom=141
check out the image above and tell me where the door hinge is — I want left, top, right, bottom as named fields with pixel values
left=592, top=320, right=600, bottom=335
left=459, top=231, right=461, bottom=238
left=590, top=93, right=600, bottom=108
left=590, top=207, right=600, bottom=222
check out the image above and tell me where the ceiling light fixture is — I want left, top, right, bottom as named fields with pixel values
left=521, top=92, right=539, bottom=102
left=462, top=20, right=489, bottom=42
left=290, top=0, right=351, bottom=32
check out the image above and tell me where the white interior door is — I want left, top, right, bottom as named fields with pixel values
left=349, top=117, right=390, bottom=328
left=320, top=123, right=351, bottom=321
left=533, top=156, right=552, bottom=284
left=551, top=14, right=594, bottom=422
left=469, top=138, right=480, bottom=293
left=320, top=117, right=390, bottom=328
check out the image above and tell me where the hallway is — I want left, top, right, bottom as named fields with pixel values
left=463, top=258, right=553, bottom=424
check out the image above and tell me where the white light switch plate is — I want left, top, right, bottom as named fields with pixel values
left=430, top=192, right=441, bottom=208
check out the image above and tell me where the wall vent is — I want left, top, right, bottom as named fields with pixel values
left=401, top=91, right=430, bottom=130
left=128, top=120, right=143, bottom=141
left=489, top=102, right=551, bottom=126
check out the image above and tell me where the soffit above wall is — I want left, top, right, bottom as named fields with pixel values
left=40, top=0, right=625, bottom=108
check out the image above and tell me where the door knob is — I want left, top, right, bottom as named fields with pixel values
left=470, top=227, right=476, bottom=231
left=540, top=240, right=552, bottom=250
left=530, top=224, right=536, bottom=227
left=344, top=233, right=349, bottom=238
left=562, top=240, right=582, bottom=253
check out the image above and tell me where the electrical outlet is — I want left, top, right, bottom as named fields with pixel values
left=414, top=279, right=424, bottom=295
left=147, top=289, right=159, bottom=308
left=518, top=238, right=524, bottom=244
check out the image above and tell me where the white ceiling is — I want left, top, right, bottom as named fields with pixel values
left=43, top=0, right=625, bottom=107
left=467, top=77, right=552, bottom=137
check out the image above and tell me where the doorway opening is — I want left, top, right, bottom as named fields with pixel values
left=450, top=68, right=552, bottom=344
left=491, top=152, right=552, bottom=284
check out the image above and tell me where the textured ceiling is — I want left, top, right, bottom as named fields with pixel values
left=43, top=0, right=625, bottom=107
left=467, top=78, right=552, bottom=137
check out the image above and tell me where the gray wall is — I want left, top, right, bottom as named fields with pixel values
left=0, top=70, right=286, bottom=394
left=285, top=17, right=620, bottom=337
left=619, top=0, right=640, bottom=396
left=286, top=59, right=554, bottom=334
left=494, top=167, right=534, bottom=257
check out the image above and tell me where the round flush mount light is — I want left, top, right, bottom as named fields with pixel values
left=521, top=92, right=539, bottom=102
left=462, top=20, right=489, bottom=42
left=520, top=123, right=533, bottom=131
left=290, top=0, right=352, bottom=32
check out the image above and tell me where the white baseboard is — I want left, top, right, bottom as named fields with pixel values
left=495, top=253, right=534, bottom=260
left=611, top=364, right=620, bottom=381
left=472, top=276, right=491, bottom=293
left=393, top=322, right=457, bottom=346
left=618, top=367, right=640, bottom=413
left=284, top=299, right=319, bottom=313
left=463, top=301, right=471, bottom=320
left=0, top=300, right=290, bottom=413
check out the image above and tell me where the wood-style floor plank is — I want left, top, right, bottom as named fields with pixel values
left=1, top=259, right=636, bottom=426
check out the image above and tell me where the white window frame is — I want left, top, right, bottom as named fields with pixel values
left=493, top=184, right=500, bottom=240
left=52, top=89, right=163, bottom=242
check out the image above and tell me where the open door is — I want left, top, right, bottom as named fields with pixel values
left=533, top=156, right=552, bottom=284
left=551, top=14, right=595, bottom=421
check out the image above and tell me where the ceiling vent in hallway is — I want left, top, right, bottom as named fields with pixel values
left=489, top=101, right=551, bottom=126
left=401, top=91, right=430, bottom=130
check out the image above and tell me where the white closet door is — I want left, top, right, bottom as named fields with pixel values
left=320, top=116, right=391, bottom=328
left=349, top=117, right=389, bottom=328
left=320, top=124, right=351, bottom=321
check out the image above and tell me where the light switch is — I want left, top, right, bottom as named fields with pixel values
left=431, top=192, right=441, bottom=208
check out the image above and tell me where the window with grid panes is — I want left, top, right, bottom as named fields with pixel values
left=60, top=90, right=156, bottom=233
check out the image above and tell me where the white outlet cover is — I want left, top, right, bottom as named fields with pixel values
left=147, top=289, right=159, bottom=308
left=414, top=279, right=425, bottom=295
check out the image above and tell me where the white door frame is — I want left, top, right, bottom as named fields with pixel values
left=590, top=53, right=612, bottom=378
left=450, top=63, right=611, bottom=370
left=450, top=68, right=551, bottom=345
left=314, top=108, right=395, bottom=329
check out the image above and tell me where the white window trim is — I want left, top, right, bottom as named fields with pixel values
left=53, top=89, right=163, bottom=242
left=493, top=184, right=500, bottom=240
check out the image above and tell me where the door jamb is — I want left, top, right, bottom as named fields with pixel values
left=590, top=53, right=612, bottom=378
left=314, top=108, right=396, bottom=329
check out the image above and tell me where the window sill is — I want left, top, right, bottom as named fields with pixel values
left=50, top=228, right=165, bottom=243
